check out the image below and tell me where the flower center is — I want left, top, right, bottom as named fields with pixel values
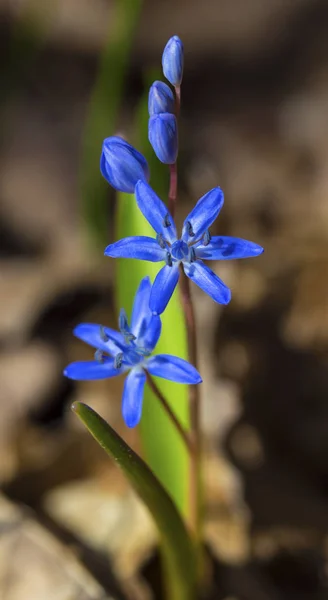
left=171, top=240, right=189, bottom=261
left=119, top=344, right=151, bottom=368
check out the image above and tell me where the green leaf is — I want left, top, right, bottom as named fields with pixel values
left=72, top=402, right=195, bottom=600
left=80, top=0, right=143, bottom=249
left=116, top=196, right=190, bottom=516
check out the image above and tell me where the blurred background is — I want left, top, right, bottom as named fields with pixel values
left=1, top=0, right=328, bottom=598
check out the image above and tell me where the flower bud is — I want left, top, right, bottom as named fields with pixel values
left=148, top=81, right=175, bottom=116
left=100, top=136, right=149, bottom=193
left=162, top=35, right=184, bottom=86
left=148, top=113, right=178, bottom=164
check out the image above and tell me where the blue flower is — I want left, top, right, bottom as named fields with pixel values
left=148, top=81, right=175, bottom=116
left=64, top=277, right=201, bottom=427
left=105, top=181, right=264, bottom=315
left=100, top=136, right=149, bottom=193
left=148, top=113, right=178, bottom=164
left=162, top=36, right=184, bottom=86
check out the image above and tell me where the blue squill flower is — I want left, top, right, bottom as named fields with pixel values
left=162, top=36, right=184, bottom=86
left=64, top=277, right=201, bottom=427
left=105, top=181, right=264, bottom=315
left=148, top=113, right=178, bottom=164
left=100, top=136, right=149, bottom=193
left=148, top=81, right=175, bottom=115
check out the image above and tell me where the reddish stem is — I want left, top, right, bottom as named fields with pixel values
left=168, top=163, right=178, bottom=218
left=145, top=371, right=192, bottom=452
left=178, top=266, right=201, bottom=539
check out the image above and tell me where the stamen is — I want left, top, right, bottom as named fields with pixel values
left=135, top=347, right=151, bottom=357
left=156, top=233, right=166, bottom=249
left=186, top=221, right=195, bottom=237
left=123, top=332, right=136, bottom=343
left=99, top=325, right=109, bottom=342
left=114, top=352, right=124, bottom=369
left=189, top=247, right=196, bottom=262
left=95, top=349, right=105, bottom=363
left=165, top=251, right=173, bottom=267
left=203, top=229, right=211, bottom=246
left=163, top=213, right=171, bottom=228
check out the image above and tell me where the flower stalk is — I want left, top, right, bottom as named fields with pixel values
left=145, top=370, right=192, bottom=452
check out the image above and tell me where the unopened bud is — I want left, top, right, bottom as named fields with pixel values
left=148, top=113, right=178, bottom=164
left=148, top=81, right=175, bottom=116
left=100, top=136, right=149, bottom=193
left=162, top=36, right=184, bottom=86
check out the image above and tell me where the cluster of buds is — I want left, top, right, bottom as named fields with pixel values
left=148, top=36, right=183, bottom=164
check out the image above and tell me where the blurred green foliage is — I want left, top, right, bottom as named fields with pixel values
left=80, top=0, right=143, bottom=248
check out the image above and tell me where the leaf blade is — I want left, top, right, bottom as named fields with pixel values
left=72, top=402, right=195, bottom=600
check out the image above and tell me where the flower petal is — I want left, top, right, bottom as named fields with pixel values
left=64, top=359, right=122, bottom=380
left=122, top=368, right=146, bottom=427
left=73, top=323, right=125, bottom=355
left=146, top=355, right=202, bottom=384
left=131, top=276, right=152, bottom=335
left=195, top=236, right=264, bottom=260
left=149, top=264, right=180, bottom=315
left=182, top=187, right=224, bottom=242
left=184, top=260, right=231, bottom=304
left=135, top=181, right=177, bottom=243
left=130, top=277, right=162, bottom=350
left=141, top=315, right=162, bottom=351
left=104, top=236, right=166, bottom=262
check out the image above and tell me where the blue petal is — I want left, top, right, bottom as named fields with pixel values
left=122, top=368, right=146, bottom=427
left=104, top=236, right=166, bottom=262
left=73, top=323, right=126, bottom=355
left=135, top=181, right=177, bottom=243
left=130, top=277, right=162, bottom=350
left=195, top=236, right=264, bottom=260
left=100, top=136, right=149, bottom=193
left=141, top=314, right=162, bottom=352
left=64, top=359, right=123, bottom=380
left=182, top=188, right=224, bottom=242
left=162, top=36, right=184, bottom=86
left=183, top=260, right=231, bottom=304
left=131, top=276, right=152, bottom=335
left=149, top=264, right=180, bottom=315
left=148, top=113, right=178, bottom=164
left=146, top=354, right=202, bottom=384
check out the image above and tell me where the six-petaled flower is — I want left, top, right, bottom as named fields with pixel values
left=64, top=277, right=202, bottom=427
left=104, top=181, right=264, bottom=315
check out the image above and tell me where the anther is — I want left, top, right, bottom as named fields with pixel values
left=165, top=251, right=173, bottom=267
left=124, top=332, right=136, bottom=343
left=135, top=347, right=151, bottom=357
left=114, top=352, right=124, bottom=369
left=156, top=233, right=166, bottom=249
left=163, top=213, right=171, bottom=228
left=99, top=325, right=109, bottom=342
left=189, top=247, right=196, bottom=263
left=186, top=221, right=195, bottom=237
left=95, top=349, right=105, bottom=363
left=203, top=230, right=211, bottom=246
